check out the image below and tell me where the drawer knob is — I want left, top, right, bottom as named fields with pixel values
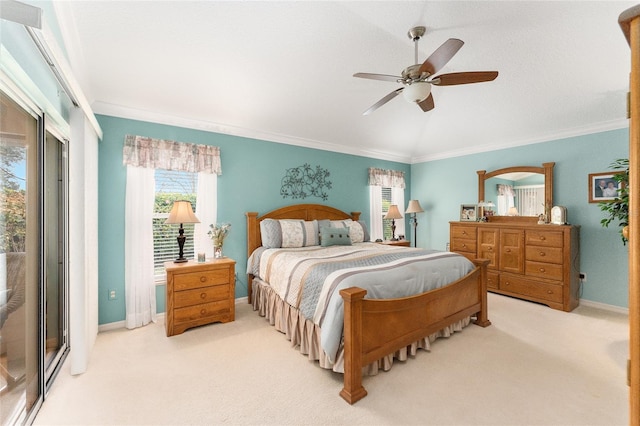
left=547, top=290, right=553, bottom=294
left=200, top=292, right=207, bottom=299
left=539, top=268, right=546, bottom=272
left=505, top=248, right=510, bottom=253
left=505, top=281, right=510, bottom=286
left=488, top=247, right=493, bottom=251
left=200, top=276, right=207, bottom=283
left=462, top=231, right=467, bottom=235
left=200, top=309, right=206, bottom=316
left=539, top=236, right=546, bottom=240
left=539, top=252, right=545, bottom=256
left=462, top=244, right=467, bottom=248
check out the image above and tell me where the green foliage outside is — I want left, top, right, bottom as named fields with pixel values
left=599, top=158, right=629, bottom=245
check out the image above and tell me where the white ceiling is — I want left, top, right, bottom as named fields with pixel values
left=53, top=1, right=635, bottom=164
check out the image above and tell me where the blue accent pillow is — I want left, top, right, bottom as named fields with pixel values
left=260, top=219, right=282, bottom=248
left=320, top=227, right=352, bottom=247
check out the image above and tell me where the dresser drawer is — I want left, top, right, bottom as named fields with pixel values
left=174, top=285, right=230, bottom=309
left=451, top=226, right=476, bottom=241
left=452, top=239, right=476, bottom=253
left=525, top=260, right=563, bottom=281
left=173, top=299, right=232, bottom=323
left=500, top=274, right=563, bottom=303
left=525, top=230, right=563, bottom=247
left=525, top=246, right=563, bottom=264
left=173, top=268, right=231, bottom=291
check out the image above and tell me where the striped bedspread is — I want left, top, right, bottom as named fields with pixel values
left=248, top=242, right=475, bottom=362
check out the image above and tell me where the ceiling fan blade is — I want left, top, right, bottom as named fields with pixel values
left=353, top=72, right=401, bottom=83
left=418, top=38, right=464, bottom=76
left=363, top=88, right=403, bottom=115
left=432, top=71, right=499, bottom=86
left=417, top=93, right=435, bottom=112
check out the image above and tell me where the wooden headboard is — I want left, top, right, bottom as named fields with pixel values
left=246, top=203, right=361, bottom=257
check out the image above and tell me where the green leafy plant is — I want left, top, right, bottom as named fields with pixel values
left=599, top=158, right=629, bottom=245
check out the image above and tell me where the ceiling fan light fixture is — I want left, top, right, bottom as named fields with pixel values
left=402, top=82, right=431, bottom=103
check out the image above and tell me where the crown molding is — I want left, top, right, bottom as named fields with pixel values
left=410, top=119, right=629, bottom=164
left=91, top=102, right=412, bottom=164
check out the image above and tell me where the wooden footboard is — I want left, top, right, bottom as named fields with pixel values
left=339, top=258, right=490, bottom=404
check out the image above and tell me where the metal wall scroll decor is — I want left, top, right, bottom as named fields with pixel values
left=280, top=164, right=332, bottom=201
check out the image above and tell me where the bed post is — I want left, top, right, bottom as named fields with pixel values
left=339, top=287, right=368, bottom=404
left=473, top=259, right=491, bottom=327
left=246, top=212, right=259, bottom=303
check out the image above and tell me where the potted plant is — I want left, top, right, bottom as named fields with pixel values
left=599, top=158, right=629, bottom=244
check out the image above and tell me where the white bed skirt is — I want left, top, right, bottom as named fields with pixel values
left=251, top=278, right=472, bottom=375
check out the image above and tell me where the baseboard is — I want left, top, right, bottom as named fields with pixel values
left=98, top=297, right=249, bottom=333
left=579, top=299, right=629, bottom=315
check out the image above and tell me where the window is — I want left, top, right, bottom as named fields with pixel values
left=368, top=168, right=406, bottom=242
left=152, top=169, right=197, bottom=282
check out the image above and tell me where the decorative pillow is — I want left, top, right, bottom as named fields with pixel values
left=260, top=219, right=282, bottom=248
left=357, top=220, right=370, bottom=242
left=320, top=227, right=352, bottom=247
left=280, top=220, right=318, bottom=248
left=328, top=219, right=368, bottom=243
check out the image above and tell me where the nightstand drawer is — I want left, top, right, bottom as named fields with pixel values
left=174, top=285, right=230, bottom=309
left=173, top=268, right=231, bottom=291
left=173, top=300, right=232, bottom=323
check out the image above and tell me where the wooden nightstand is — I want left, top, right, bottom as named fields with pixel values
left=378, top=240, right=411, bottom=247
left=164, top=258, right=236, bottom=337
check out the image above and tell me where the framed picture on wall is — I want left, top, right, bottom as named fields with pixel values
left=460, top=204, right=477, bottom=221
left=589, top=172, right=624, bottom=203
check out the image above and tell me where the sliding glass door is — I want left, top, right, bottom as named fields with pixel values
left=0, top=90, right=69, bottom=424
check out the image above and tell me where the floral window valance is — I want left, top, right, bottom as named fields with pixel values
left=122, top=135, right=222, bottom=175
left=496, top=184, right=515, bottom=196
left=368, top=167, right=405, bottom=188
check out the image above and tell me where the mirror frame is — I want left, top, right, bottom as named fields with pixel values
left=477, top=162, right=555, bottom=219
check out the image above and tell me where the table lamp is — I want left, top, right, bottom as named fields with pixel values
left=165, top=200, right=200, bottom=263
left=384, top=204, right=403, bottom=241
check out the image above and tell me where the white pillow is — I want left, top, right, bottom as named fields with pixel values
left=280, top=220, right=318, bottom=248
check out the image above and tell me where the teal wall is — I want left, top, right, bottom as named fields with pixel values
left=411, top=128, right=629, bottom=308
left=96, top=115, right=411, bottom=325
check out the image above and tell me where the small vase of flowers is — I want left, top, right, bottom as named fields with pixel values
left=208, top=223, right=231, bottom=258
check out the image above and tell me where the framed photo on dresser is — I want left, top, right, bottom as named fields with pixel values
left=460, top=204, right=477, bottom=221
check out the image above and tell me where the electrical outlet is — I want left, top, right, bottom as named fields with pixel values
left=579, top=272, right=586, bottom=283
left=108, top=289, right=117, bottom=300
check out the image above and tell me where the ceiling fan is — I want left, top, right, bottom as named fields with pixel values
left=354, top=26, right=498, bottom=115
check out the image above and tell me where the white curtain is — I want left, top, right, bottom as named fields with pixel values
left=124, top=165, right=156, bottom=329
left=194, top=172, right=218, bottom=259
left=514, top=185, right=544, bottom=216
left=369, top=186, right=383, bottom=241
left=496, top=184, right=515, bottom=215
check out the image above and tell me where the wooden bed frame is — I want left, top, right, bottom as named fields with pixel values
left=246, top=203, right=490, bottom=404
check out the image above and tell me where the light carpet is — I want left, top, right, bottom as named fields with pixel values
left=33, top=293, right=629, bottom=425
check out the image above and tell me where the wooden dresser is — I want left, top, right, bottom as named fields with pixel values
left=165, top=258, right=236, bottom=336
left=450, top=221, right=580, bottom=311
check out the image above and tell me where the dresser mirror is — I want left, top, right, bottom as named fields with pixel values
left=477, top=162, right=554, bottom=219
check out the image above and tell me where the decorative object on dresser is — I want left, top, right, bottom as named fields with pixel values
left=460, top=204, right=477, bottom=221
left=246, top=203, right=490, bottom=404
left=405, top=199, right=424, bottom=247
left=384, top=204, right=403, bottom=241
left=165, top=258, right=236, bottom=336
left=450, top=221, right=580, bottom=311
left=165, top=200, right=200, bottom=263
